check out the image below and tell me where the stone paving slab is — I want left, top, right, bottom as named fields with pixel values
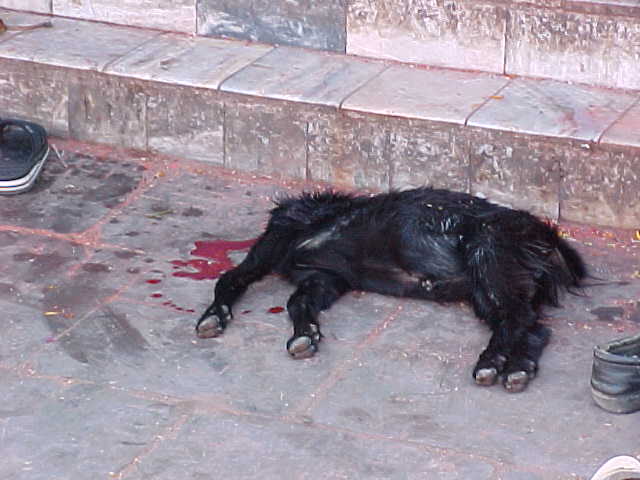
left=0, top=374, right=177, bottom=480
left=220, top=46, right=388, bottom=108
left=601, top=99, right=640, bottom=148
left=106, top=32, right=273, bottom=89
left=125, top=412, right=497, bottom=480
left=467, top=78, right=637, bottom=142
left=342, top=65, right=509, bottom=125
left=0, top=15, right=160, bottom=72
left=0, top=145, right=639, bottom=479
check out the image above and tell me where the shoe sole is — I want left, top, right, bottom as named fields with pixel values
left=0, top=144, right=49, bottom=194
left=591, top=384, right=640, bottom=414
left=590, top=455, right=640, bottom=480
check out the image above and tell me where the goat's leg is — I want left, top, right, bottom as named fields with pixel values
left=501, top=322, right=551, bottom=392
left=197, top=230, right=288, bottom=338
left=466, top=235, right=540, bottom=390
left=285, top=272, right=350, bottom=359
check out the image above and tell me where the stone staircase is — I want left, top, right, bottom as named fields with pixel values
left=1, top=2, right=639, bottom=228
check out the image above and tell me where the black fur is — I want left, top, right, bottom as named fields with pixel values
left=197, top=188, right=586, bottom=392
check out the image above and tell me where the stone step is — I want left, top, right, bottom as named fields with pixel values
left=3, top=0, right=640, bottom=90
left=1, top=9, right=639, bottom=229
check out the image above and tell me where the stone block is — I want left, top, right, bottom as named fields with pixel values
left=106, top=33, right=272, bottom=89
left=506, top=8, right=640, bottom=90
left=561, top=145, right=640, bottom=228
left=196, top=0, right=346, bottom=51
left=564, top=0, right=640, bottom=17
left=0, top=15, right=159, bottom=71
left=52, top=0, right=197, bottom=33
left=68, top=73, right=148, bottom=150
left=0, top=59, right=69, bottom=136
left=0, top=1, right=50, bottom=13
left=146, top=84, right=224, bottom=164
left=468, top=78, right=636, bottom=142
left=308, top=111, right=391, bottom=190
left=388, top=119, right=466, bottom=192
left=343, top=65, right=508, bottom=125
left=221, top=46, right=386, bottom=108
left=464, top=128, right=562, bottom=219
left=224, top=97, right=308, bottom=179
left=347, top=0, right=506, bottom=73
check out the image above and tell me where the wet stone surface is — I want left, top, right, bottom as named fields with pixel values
left=1, top=148, right=639, bottom=479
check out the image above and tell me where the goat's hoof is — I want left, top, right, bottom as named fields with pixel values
left=196, top=315, right=225, bottom=338
left=503, top=371, right=530, bottom=393
left=474, top=367, right=498, bottom=386
left=287, top=335, right=318, bottom=359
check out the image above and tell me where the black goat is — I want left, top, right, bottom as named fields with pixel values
left=196, top=188, right=586, bottom=392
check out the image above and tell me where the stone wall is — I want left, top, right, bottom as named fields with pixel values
left=3, top=0, right=639, bottom=88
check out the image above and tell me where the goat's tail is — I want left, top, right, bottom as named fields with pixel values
left=526, top=228, right=588, bottom=308
left=555, top=235, right=588, bottom=289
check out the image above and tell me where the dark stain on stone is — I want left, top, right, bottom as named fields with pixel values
left=151, top=202, right=171, bottom=213
left=590, top=306, right=625, bottom=322
left=15, top=251, right=70, bottom=282
left=182, top=207, right=204, bottom=217
left=341, top=406, right=373, bottom=423
left=14, top=252, right=37, bottom=262
left=115, top=250, right=138, bottom=260
left=84, top=173, right=138, bottom=204
left=125, top=231, right=140, bottom=237
left=144, top=258, right=154, bottom=263
left=101, top=307, right=149, bottom=355
left=51, top=207, right=81, bottom=233
left=110, top=218, right=119, bottom=224
left=82, top=263, right=111, bottom=273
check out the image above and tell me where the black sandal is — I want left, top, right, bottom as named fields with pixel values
left=0, top=118, right=50, bottom=194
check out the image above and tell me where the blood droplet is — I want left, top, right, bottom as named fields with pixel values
left=268, top=306, right=285, bottom=314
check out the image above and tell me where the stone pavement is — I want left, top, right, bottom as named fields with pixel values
left=1, top=140, right=639, bottom=480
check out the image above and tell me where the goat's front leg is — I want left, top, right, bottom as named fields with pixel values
left=285, top=272, right=350, bottom=359
left=197, top=230, right=288, bottom=338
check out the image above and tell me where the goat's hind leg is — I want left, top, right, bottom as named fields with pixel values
left=285, top=271, right=350, bottom=359
left=467, top=233, right=542, bottom=390
left=197, top=230, right=286, bottom=338
left=502, top=322, right=551, bottom=392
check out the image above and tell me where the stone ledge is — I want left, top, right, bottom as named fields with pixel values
left=1, top=10, right=639, bottom=228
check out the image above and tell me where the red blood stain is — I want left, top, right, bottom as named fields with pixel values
left=146, top=279, right=162, bottom=284
left=268, top=306, right=285, bottom=314
left=242, top=310, right=252, bottom=314
left=171, top=238, right=256, bottom=281
left=150, top=293, right=163, bottom=298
